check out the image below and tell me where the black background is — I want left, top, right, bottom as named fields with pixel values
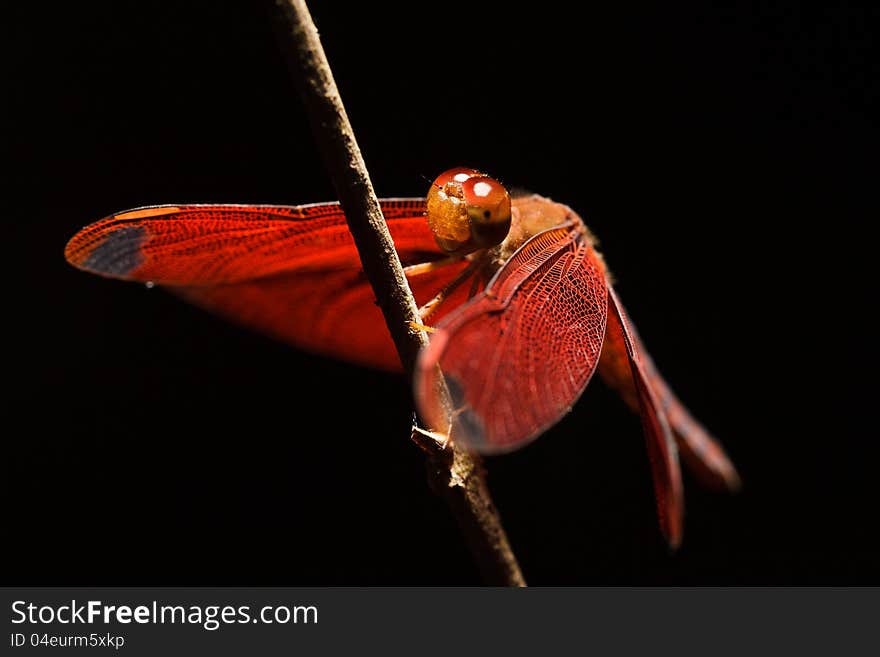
left=7, top=1, right=876, bottom=584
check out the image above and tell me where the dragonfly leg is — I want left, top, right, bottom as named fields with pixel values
left=402, top=255, right=463, bottom=278
left=411, top=424, right=450, bottom=449
left=409, top=320, right=436, bottom=334
left=418, top=252, right=488, bottom=320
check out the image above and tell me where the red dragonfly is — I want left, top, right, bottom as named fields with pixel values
left=65, top=167, right=739, bottom=548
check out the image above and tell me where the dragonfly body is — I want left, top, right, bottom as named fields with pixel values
left=66, top=173, right=739, bottom=548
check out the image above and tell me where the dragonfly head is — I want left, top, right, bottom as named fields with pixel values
left=426, top=167, right=511, bottom=255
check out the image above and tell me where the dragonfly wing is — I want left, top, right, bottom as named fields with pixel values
left=65, top=200, right=469, bottom=371
left=65, top=201, right=436, bottom=284
left=598, top=289, right=740, bottom=492
left=604, top=286, right=685, bottom=548
left=415, top=223, right=608, bottom=453
left=175, top=258, right=474, bottom=371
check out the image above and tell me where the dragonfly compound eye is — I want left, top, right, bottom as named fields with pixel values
left=425, top=167, right=511, bottom=254
left=461, top=175, right=511, bottom=248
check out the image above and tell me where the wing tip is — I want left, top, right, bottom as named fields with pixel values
left=658, top=456, right=686, bottom=551
left=65, top=206, right=185, bottom=274
left=415, top=330, right=509, bottom=455
left=65, top=223, right=147, bottom=278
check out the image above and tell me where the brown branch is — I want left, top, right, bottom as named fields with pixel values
left=270, top=0, right=525, bottom=586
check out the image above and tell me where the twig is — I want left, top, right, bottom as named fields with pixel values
left=271, top=0, right=525, bottom=586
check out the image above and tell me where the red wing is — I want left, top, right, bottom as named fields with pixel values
left=598, top=290, right=741, bottom=492
left=414, top=223, right=608, bottom=453
left=65, top=201, right=436, bottom=284
left=65, top=200, right=470, bottom=371
left=177, top=256, right=473, bottom=371
left=604, top=287, right=685, bottom=548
